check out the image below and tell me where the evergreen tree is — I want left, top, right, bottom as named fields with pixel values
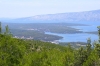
left=5, top=25, right=9, bottom=35
left=0, top=22, right=2, bottom=34
left=4, top=25, right=12, bottom=36
left=86, top=38, right=92, bottom=55
left=97, top=26, right=100, bottom=43
left=74, top=47, right=87, bottom=66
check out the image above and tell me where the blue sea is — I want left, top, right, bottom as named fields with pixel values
left=45, top=21, right=100, bottom=43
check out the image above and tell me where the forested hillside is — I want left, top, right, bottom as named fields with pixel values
left=0, top=23, right=100, bottom=66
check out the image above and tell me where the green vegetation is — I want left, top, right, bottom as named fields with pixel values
left=1, top=23, right=85, bottom=41
left=59, top=42, right=87, bottom=48
left=11, top=29, right=63, bottom=41
left=0, top=23, right=100, bottom=66
left=3, top=23, right=84, bottom=34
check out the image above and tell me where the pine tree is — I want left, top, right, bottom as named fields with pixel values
left=97, top=26, right=100, bottom=43
left=86, top=38, right=92, bottom=55
left=4, top=25, right=12, bottom=36
left=0, top=22, right=2, bottom=34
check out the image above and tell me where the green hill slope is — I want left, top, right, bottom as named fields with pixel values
left=0, top=33, right=100, bottom=66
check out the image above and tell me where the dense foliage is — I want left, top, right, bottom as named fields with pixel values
left=0, top=34, right=100, bottom=66
left=0, top=23, right=100, bottom=66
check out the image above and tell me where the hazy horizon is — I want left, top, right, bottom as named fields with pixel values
left=0, top=0, right=100, bottom=18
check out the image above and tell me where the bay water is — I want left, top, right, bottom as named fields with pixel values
left=45, top=22, right=100, bottom=42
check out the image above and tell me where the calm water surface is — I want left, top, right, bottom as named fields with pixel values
left=45, top=22, right=100, bottom=42
left=45, top=32, right=98, bottom=42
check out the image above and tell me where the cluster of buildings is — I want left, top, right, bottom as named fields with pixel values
left=14, top=36, right=34, bottom=40
left=14, top=35, right=59, bottom=44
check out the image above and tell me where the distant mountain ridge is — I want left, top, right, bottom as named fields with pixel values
left=1, top=9, right=100, bottom=23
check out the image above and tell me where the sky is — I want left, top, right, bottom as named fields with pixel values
left=0, top=0, right=100, bottom=18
